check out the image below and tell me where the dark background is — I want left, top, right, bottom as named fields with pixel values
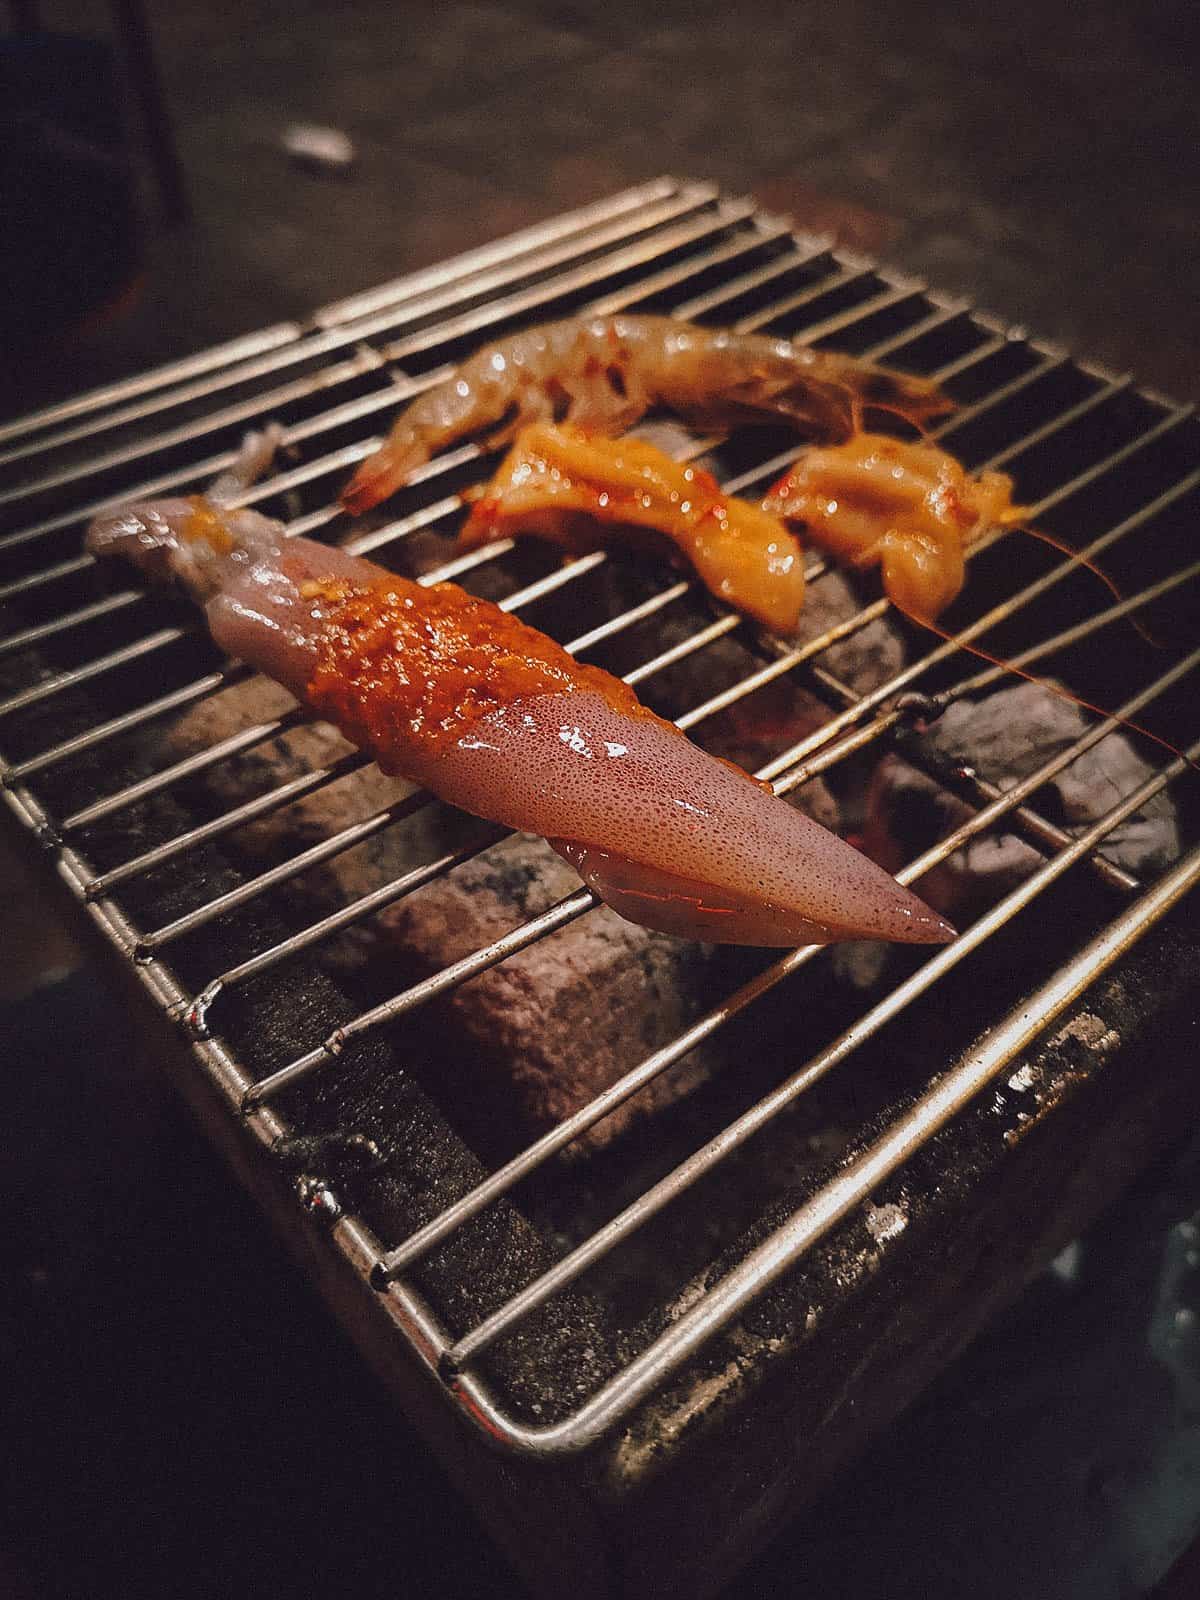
left=2, top=2, right=1200, bottom=1597
left=4, top=0, right=1199, bottom=414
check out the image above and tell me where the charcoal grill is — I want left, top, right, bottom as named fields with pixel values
left=2, top=178, right=1198, bottom=1598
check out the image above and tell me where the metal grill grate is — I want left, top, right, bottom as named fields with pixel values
left=2, top=177, right=1198, bottom=1458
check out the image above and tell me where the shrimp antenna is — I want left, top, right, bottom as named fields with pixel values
left=1003, top=519, right=1169, bottom=650
left=894, top=596, right=1198, bottom=776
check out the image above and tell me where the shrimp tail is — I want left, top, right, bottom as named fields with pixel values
left=855, top=367, right=955, bottom=427
left=341, top=428, right=431, bottom=515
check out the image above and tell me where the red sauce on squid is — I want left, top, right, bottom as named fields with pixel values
left=303, top=574, right=658, bottom=770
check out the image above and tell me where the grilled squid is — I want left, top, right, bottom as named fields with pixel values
left=460, top=423, right=807, bottom=633
left=763, top=433, right=1024, bottom=621
left=87, top=484, right=952, bottom=948
left=341, top=314, right=953, bottom=515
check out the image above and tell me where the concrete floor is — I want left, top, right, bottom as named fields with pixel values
left=7, top=0, right=1199, bottom=417
left=3, top=2, right=1200, bottom=1596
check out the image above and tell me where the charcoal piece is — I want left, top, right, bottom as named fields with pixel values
left=376, top=833, right=728, bottom=1153
left=164, top=676, right=463, bottom=943
left=788, top=566, right=907, bottom=695
left=863, top=680, right=1181, bottom=919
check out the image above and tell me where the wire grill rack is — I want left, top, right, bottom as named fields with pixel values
left=2, top=177, right=1198, bottom=1458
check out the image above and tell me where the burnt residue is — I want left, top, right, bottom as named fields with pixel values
left=600, top=912, right=1200, bottom=1518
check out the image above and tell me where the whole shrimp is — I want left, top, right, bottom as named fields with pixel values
left=341, top=314, right=953, bottom=515
left=88, top=439, right=953, bottom=950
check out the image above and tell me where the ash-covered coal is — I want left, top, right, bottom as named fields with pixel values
left=862, top=680, right=1182, bottom=921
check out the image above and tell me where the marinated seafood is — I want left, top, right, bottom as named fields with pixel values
left=763, top=432, right=1023, bottom=620
left=460, top=423, right=807, bottom=633
left=341, top=314, right=952, bottom=514
left=88, top=458, right=954, bottom=949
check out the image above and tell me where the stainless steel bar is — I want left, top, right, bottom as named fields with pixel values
left=312, top=177, right=687, bottom=327
left=61, top=707, right=309, bottom=832
left=0, top=626, right=195, bottom=720
left=929, top=332, right=1010, bottom=383
left=136, top=784, right=436, bottom=955
left=765, top=281, right=926, bottom=346
left=582, top=218, right=796, bottom=316
left=5, top=668, right=245, bottom=782
left=0, top=349, right=392, bottom=513
left=767, top=548, right=1200, bottom=808
left=857, top=301, right=969, bottom=362
left=635, top=237, right=836, bottom=321
left=0, top=323, right=301, bottom=450
left=950, top=553, right=1200, bottom=700
left=0, top=364, right=460, bottom=560
left=86, top=750, right=370, bottom=898
left=982, top=372, right=1133, bottom=469
left=815, top=650, right=1143, bottom=895
left=0, top=590, right=144, bottom=659
left=686, top=260, right=870, bottom=326
left=377, top=647, right=1200, bottom=1284
left=474, top=831, right=1200, bottom=1456
left=245, top=888, right=598, bottom=1106
left=182, top=819, right=510, bottom=1033
left=0, top=555, right=93, bottom=604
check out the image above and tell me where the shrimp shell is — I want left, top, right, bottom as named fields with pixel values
left=764, top=433, right=1023, bottom=620
left=460, top=422, right=807, bottom=633
left=341, top=315, right=952, bottom=514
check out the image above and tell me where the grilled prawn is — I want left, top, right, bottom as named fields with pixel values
left=341, top=314, right=953, bottom=515
left=460, top=423, right=808, bottom=633
left=87, top=461, right=953, bottom=950
left=764, top=433, right=1023, bottom=621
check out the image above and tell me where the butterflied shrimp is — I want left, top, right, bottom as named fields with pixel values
left=88, top=487, right=953, bottom=951
left=341, top=314, right=953, bottom=515
left=763, top=433, right=1024, bottom=621
left=460, top=423, right=807, bottom=633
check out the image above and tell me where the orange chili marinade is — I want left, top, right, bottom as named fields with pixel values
left=302, top=573, right=656, bottom=771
